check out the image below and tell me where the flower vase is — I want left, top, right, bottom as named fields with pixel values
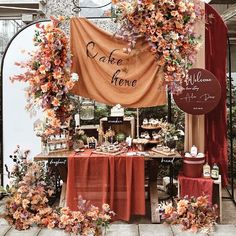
left=104, top=137, right=110, bottom=146
left=95, top=226, right=105, bottom=236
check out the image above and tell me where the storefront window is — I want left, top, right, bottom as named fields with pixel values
left=79, top=0, right=113, bottom=17
left=0, top=20, right=24, bottom=71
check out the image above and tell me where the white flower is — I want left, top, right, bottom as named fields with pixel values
left=170, top=32, right=179, bottom=41
left=102, top=203, right=110, bottom=212
left=71, top=73, right=79, bottom=82
left=178, top=130, right=185, bottom=136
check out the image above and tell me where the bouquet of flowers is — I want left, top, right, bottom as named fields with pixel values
left=158, top=120, right=184, bottom=148
left=113, top=0, right=204, bottom=92
left=162, top=195, right=218, bottom=233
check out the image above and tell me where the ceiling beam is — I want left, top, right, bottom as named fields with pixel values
left=211, top=0, right=236, bottom=4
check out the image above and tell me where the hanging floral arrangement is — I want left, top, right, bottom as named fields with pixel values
left=112, top=0, right=204, bottom=92
left=10, top=16, right=79, bottom=136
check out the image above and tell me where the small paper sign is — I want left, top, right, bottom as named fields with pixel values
left=107, top=116, right=124, bottom=124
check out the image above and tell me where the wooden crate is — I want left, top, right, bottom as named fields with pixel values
left=100, top=117, right=135, bottom=139
left=45, top=129, right=70, bottom=153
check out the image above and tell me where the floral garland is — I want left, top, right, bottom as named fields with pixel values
left=113, top=0, right=204, bottom=92
left=1, top=146, right=114, bottom=234
left=162, top=195, right=218, bottom=233
left=10, top=16, right=79, bottom=137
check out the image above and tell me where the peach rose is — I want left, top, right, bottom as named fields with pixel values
left=52, top=97, right=60, bottom=107
left=38, top=65, right=46, bottom=74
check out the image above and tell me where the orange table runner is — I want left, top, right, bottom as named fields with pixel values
left=178, top=175, right=213, bottom=203
left=66, top=150, right=145, bottom=221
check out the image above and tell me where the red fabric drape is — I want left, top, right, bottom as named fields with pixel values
left=66, top=151, right=145, bottom=221
left=179, top=175, right=213, bottom=203
left=205, top=4, right=228, bottom=186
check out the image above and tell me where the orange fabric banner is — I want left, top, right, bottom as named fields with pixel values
left=70, top=17, right=167, bottom=108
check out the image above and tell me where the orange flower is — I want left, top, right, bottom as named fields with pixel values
left=175, top=21, right=183, bottom=29
left=54, top=59, right=61, bottom=66
left=49, top=117, right=61, bottom=128
left=167, top=65, right=176, bottom=72
left=143, top=0, right=153, bottom=4
left=140, top=25, right=147, bottom=33
left=22, top=199, right=30, bottom=209
left=41, top=83, right=49, bottom=93
left=44, top=128, right=55, bottom=136
left=52, top=97, right=60, bottom=107
left=164, top=204, right=174, bottom=215
left=179, top=1, right=187, bottom=13
left=163, top=50, right=170, bottom=57
left=150, top=35, right=158, bottom=42
left=66, top=80, right=74, bottom=90
left=177, top=199, right=188, bottom=210
left=60, top=215, right=70, bottom=224
left=157, top=58, right=166, bottom=66
left=45, top=109, right=56, bottom=118
left=45, top=33, right=54, bottom=43
left=58, top=15, right=65, bottom=22
left=196, top=196, right=208, bottom=207
left=102, top=203, right=110, bottom=212
left=155, top=12, right=164, bottom=22
left=150, top=47, right=157, bottom=53
left=53, top=70, right=62, bottom=79
left=72, top=211, right=85, bottom=222
left=171, top=11, right=179, bottom=17
left=47, top=221, right=56, bottom=229
left=38, top=65, right=46, bottom=74
left=45, top=23, right=53, bottom=32
left=13, top=210, right=21, bottom=220
left=60, top=207, right=71, bottom=215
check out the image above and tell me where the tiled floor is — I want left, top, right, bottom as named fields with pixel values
left=0, top=189, right=235, bottom=235
left=0, top=224, right=235, bottom=236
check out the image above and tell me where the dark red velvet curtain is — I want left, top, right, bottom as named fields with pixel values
left=205, top=4, right=228, bottom=186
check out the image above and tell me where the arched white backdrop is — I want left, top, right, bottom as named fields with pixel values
left=2, top=21, right=48, bottom=186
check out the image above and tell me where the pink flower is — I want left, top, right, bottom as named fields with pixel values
left=60, top=207, right=70, bottom=215
left=38, top=65, right=46, bottom=74
left=60, top=215, right=70, bottom=224
left=41, top=83, right=51, bottom=93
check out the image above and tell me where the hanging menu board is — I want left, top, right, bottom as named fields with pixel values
left=173, top=68, right=221, bottom=115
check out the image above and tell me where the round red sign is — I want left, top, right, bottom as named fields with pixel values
left=173, top=68, right=221, bottom=115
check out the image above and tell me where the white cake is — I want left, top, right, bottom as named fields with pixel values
left=110, top=104, right=124, bottom=117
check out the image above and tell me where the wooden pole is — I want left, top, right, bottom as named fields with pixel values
left=136, top=108, right=139, bottom=138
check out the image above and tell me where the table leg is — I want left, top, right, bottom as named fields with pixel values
left=148, top=159, right=160, bottom=223
left=59, top=183, right=67, bottom=207
left=169, top=163, right=174, bottom=199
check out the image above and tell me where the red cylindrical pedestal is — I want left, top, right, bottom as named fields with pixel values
left=183, top=157, right=205, bottom=178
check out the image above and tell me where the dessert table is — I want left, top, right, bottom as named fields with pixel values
left=34, top=149, right=182, bottom=223
left=67, top=150, right=145, bottom=221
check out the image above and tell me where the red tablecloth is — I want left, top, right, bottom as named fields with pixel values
left=66, top=150, right=145, bottom=221
left=178, top=175, right=213, bottom=203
